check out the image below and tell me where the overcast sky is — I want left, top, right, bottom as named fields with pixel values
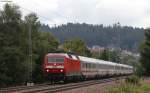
left=1, top=0, right=150, bottom=28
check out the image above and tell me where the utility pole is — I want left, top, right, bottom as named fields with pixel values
left=117, top=23, right=121, bottom=74
left=27, top=23, right=34, bottom=86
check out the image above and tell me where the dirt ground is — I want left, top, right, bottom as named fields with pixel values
left=143, top=77, right=150, bottom=84
left=56, top=77, right=150, bottom=93
left=56, top=79, right=124, bottom=93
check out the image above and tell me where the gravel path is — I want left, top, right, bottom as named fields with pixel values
left=143, top=77, right=150, bottom=84
left=56, top=79, right=124, bottom=93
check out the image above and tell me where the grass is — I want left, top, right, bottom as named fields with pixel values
left=105, top=77, right=150, bottom=93
left=140, top=83, right=150, bottom=93
left=105, top=83, right=140, bottom=93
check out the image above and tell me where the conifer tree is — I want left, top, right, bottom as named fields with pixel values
left=140, top=28, right=150, bottom=75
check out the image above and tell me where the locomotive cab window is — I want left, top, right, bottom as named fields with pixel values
left=48, top=57, right=64, bottom=63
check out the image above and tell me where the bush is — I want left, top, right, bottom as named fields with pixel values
left=106, top=83, right=141, bottom=93
left=125, top=75, right=140, bottom=85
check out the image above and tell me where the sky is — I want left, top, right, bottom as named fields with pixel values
left=0, top=0, right=150, bottom=28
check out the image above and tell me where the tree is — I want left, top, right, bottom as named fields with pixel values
left=98, top=49, right=121, bottom=62
left=109, top=50, right=121, bottom=63
left=140, top=28, right=150, bottom=76
left=0, top=4, right=60, bottom=87
left=99, top=49, right=109, bottom=61
left=62, top=38, right=92, bottom=57
left=0, top=4, right=27, bottom=87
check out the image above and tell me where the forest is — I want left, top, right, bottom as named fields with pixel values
left=41, top=23, right=144, bottom=52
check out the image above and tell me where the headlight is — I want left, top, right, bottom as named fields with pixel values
left=60, top=69, right=63, bottom=72
left=46, top=69, right=49, bottom=72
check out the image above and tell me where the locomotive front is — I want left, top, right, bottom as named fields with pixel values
left=43, top=53, right=66, bottom=82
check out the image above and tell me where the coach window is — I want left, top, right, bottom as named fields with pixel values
left=82, top=62, right=84, bottom=68
left=87, top=63, right=89, bottom=69
left=90, top=64, right=92, bottom=68
left=86, top=63, right=88, bottom=69
left=84, top=63, right=87, bottom=68
left=89, top=63, right=92, bottom=69
left=101, top=64, right=104, bottom=69
left=90, top=63, right=91, bottom=69
left=97, top=64, right=99, bottom=68
left=110, top=65, right=111, bottom=69
left=109, top=65, right=112, bottom=69
left=108, top=65, right=110, bottom=69
left=84, top=63, right=86, bottom=68
left=99, top=64, right=101, bottom=69
left=87, top=63, right=89, bottom=68
left=93, top=64, right=95, bottom=68
left=123, top=67, right=125, bottom=70
left=100, top=64, right=102, bottom=68
left=96, top=63, right=98, bottom=69
left=116, top=66, right=119, bottom=70
left=104, top=64, right=107, bottom=69
left=109, top=65, right=111, bottom=69
left=96, top=64, right=98, bottom=69
left=92, top=64, right=94, bottom=68
left=89, top=63, right=91, bottom=69
left=90, top=63, right=92, bottom=69
left=107, top=65, right=110, bottom=69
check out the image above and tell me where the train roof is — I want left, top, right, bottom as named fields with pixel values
left=79, top=56, right=117, bottom=66
left=46, top=53, right=133, bottom=68
left=78, top=56, right=133, bottom=68
left=46, top=53, right=79, bottom=60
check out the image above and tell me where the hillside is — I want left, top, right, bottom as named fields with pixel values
left=41, top=23, right=144, bottom=52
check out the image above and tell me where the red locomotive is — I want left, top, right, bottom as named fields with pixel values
left=43, top=53, right=81, bottom=83
left=43, top=53, right=133, bottom=83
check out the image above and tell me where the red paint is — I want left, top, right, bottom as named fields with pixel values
left=64, top=57, right=80, bottom=75
left=43, top=53, right=80, bottom=76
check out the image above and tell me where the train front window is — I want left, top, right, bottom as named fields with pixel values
left=48, top=57, right=64, bottom=63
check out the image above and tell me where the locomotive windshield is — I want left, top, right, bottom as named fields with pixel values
left=48, top=57, right=64, bottom=63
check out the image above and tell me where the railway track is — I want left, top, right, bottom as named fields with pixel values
left=0, top=76, right=127, bottom=93
left=0, top=83, right=50, bottom=93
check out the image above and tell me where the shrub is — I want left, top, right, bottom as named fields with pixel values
left=125, top=75, right=140, bottom=85
left=105, top=83, right=141, bottom=93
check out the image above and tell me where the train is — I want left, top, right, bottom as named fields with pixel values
left=43, top=53, right=133, bottom=83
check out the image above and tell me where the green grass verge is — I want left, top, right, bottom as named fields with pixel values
left=141, top=83, right=150, bottom=93
left=105, top=79, right=150, bottom=93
